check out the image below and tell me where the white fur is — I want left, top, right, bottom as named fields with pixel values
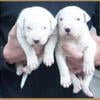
left=55, top=6, right=96, bottom=97
left=16, top=6, right=57, bottom=88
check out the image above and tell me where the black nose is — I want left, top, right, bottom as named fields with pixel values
left=65, top=28, right=70, bottom=33
left=34, top=40, right=39, bottom=44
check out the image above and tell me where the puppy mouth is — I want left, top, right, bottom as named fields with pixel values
left=65, top=32, right=74, bottom=37
left=62, top=34, right=73, bottom=40
left=63, top=32, right=80, bottom=40
left=31, top=43, right=43, bottom=47
left=66, top=33, right=70, bottom=35
left=32, top=40, right=46, bottom=46
left=66, top=32, right=79, bottom=37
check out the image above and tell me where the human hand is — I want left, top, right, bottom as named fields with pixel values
left=62, top=45, right=83, bottom=74
left=91, top=33, right=100, bottom=66
left=62, top=33, right=100, bottom=74
left=3, top=24, right=44, bottom=64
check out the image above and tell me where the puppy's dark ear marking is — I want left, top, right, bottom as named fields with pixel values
left=83, top=13, right=86, bottom=22
left=83, top=12, right=91, bottom=23
left=83, top=13, right=88, bottom=23
left=23, top=18, right=25, bottom=30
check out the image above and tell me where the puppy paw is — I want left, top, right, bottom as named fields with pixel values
left=73, top=86, right=81, bottom=94
left=22, top=66, right=32, bottom=74
left=60, top=75, right=71, bottom=88
left=43, top=53, right=54, bottom=67
left=16, top=65, right=23, bottom=76
left=82, top=84, right=93, bottom=97
left=16, top=68, right=23, bottom=76
left=73, top=80, right=81, bottom=93
left=83, top=66, right=95, bottom=75
left=27, top=56, right=39, bottom=71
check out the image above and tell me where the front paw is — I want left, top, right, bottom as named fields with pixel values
left=83, top=65, right=95, bottom=75
left=60, top=74, right=71, bottom=88
left=27, top=56, right=39, bottom=71
left=16, top=67, right=23, bottom=76
left=81, top=83, right=93, bottom=97
left=43, top=53, right=54, bottom=67
left=73, top=78, right=81, bottom=93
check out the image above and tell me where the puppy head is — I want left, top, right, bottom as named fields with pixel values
left=17, top=6, right=57, bottom=45
left=56, top=6, right=91, bottom=38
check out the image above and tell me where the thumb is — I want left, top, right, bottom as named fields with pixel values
left=62, top=45, right=83, bottom=60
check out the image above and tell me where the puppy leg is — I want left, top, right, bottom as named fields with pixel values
left=83, top=45, right=96, bottom=75
left=21, top=56, right=43, bottom=89
left=43, top=34, right=57, bottom=67
left=82, top=45, right=96, bottom=97
left=81, top=73, right=94, bottom=97
left=70, top=72, right=81, bottom=93
left=55, top=50, right=71, bottom=88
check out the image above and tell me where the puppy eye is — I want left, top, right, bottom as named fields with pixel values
left=76, top=18, right=80, bottom=21
left=43, top=26, right=47, bottom=29
left=27, top=26, right=32, bottom=30
left=59, top=18, right=63, bottom=21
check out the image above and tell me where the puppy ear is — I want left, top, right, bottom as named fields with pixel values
left=82, top=10, right=91, bottom=22
left=17, top=11, right=26, bottom=37
left=50, top=15, right=57, bottom=31
left=17, top=15, right=24, bottom=30
left=17, top=8, right=27, bottom=30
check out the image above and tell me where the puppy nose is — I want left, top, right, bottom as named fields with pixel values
left=34, top=40, right=39, bottom=44
left=65, top=28, right=70, bottom=33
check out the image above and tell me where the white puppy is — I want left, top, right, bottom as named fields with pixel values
left=16, top=6, right=57, bottom=88
left=55, top=6, right=96, bottom=97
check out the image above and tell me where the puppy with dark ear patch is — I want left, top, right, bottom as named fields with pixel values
left=55, top=6, right=96, bottom=97
left=16, top=6, right=57, bottom=89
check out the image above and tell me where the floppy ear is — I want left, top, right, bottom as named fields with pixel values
left=17, top=11, right=26, bottom=38
left=17, top=17, right=25, bottom=33
left=82, top=10, right=91, bottom=22
left=17, top=12, right=24, bottom=29
left=17, top=8, right=29, bottom=30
